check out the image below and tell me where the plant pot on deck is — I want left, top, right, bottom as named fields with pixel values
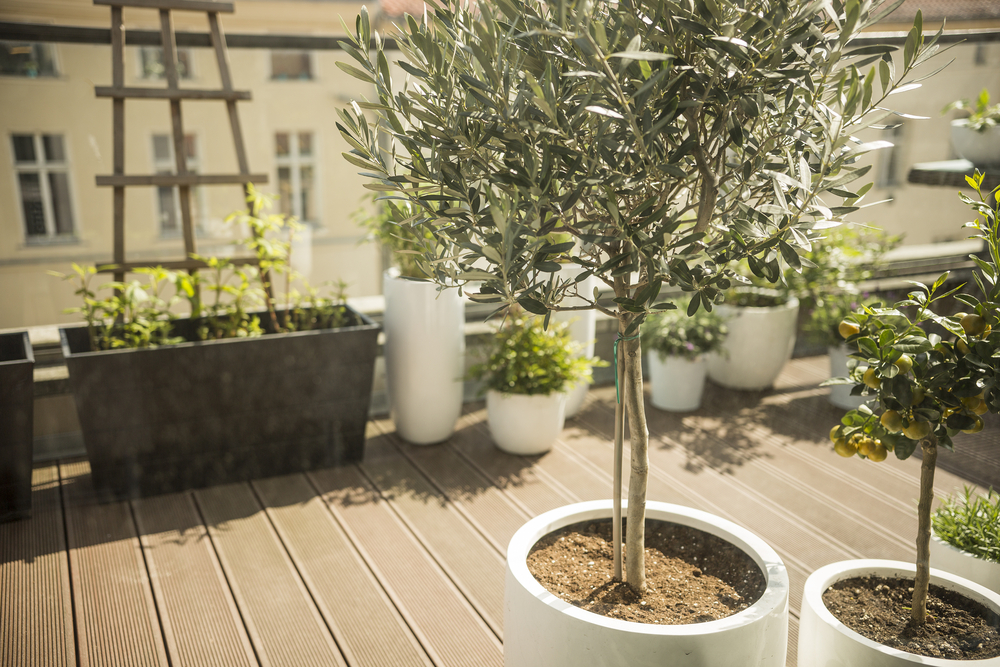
left=798, top=559, right=1000, bottom=666
left=930, top=531, right=1000, bottom=594
left=829, top=343, right=867, bottom=410
left=486, top=389, right=567, bottom=456
left=648, top=353, right=708, bottom=412
left=60, top=306, right=379, bottom=499
left=0, top=331, right=34, bottom=522
left=707, top=295, right=799, bottom=391
left=504, top=500, right=789, bottom=666
left=951, top=120, right=1000, bottom=169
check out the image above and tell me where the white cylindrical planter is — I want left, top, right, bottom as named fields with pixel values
left=707, top=297, right=799, bottom=391
left=505, top=500, right=789, bottom=667
left=798, top=559, right=1000, bottom=666
left=828, top=344, right=867, bottom=410
left=648, top=353, right=707, bottom=412
left=930, top=531, right=1000, bottom=594
left=951, top=120, right=1000, bottom=168
left=383, top=271, right=465, bottom=445
left=486, top=390, right=566, bottom=456
left=553, top=267, right=598, bottom=418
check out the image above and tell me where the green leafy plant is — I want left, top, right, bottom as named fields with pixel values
left=828, top=172, right=1000, bottom=625
left=471, top=313, right=602, bottom=396
left=338, top=0, right=941, bottom=593
left=944, top=88, right=1000, bottom=133
left=932, top=487, right=1000, bottom=564
left=355, top=193, right=438, bottom=279
left=642, top=301, right=727, bottom=362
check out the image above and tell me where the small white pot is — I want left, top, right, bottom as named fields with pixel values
left=504, top=500, right=789, bottom=667
left=828, top=344, right=867, bottom=410
left=648, top=352, right=707, bottom=412
left=486, top=389, right=566, bottom=456
left=951, top=120, right=1000, bottom=168
left=707, top=297, right=799, bottom=391
left=930, top=531, right=1000, bottom=594
left=553, top=266, right=598, bottom=418
left=798, top=559, right=1000, bottom=666
left=383, top=271, right=465, bottom=445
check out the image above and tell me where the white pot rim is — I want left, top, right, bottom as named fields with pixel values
left=717, top=295, right=800, bottom=314
left=804, top=558, right=1000, bottom=662
left=506, top=499, right=788, bottom=637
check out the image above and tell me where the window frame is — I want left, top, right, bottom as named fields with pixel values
left=137, top=46, right=194, bottom=80
left=0, top=41, right=59, bottom=78
left=274, top=130, right=319, bottom=225
left=150, top=131, right=206, bottom=236
left=269, top=49, right=314, bottom=81
left=11, top=132, right=77, bottom=243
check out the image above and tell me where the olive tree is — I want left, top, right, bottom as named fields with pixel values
left=336, top=0, right=940, bottom=593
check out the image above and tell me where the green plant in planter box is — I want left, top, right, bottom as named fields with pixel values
left=933, top=487, right=1000, bottom=564
left=338, top=0, right=941, bottom=592
left=642, top=302, right=727, bottom=362
left=944, top=88, right=1000, bottom=133
left=829, top=172, right=1000, bottom=625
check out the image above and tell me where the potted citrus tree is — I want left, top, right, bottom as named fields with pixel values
left=337, top=0, right=940, bottom=662
left=471, top=313, right=600, bottom=455
left=642, top=301, right=726, bottom=411
left=930, top=487, right=1000, bottom=593
left=802, top=174, right=1000, bottom=664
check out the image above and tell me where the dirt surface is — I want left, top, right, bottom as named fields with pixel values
left=823, top=576, right=1000, bottom=660
left=526, top=519, right=766, bottom=625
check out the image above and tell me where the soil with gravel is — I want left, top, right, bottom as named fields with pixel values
left=525, top=519, right=766, bottom=625
left=822, top=576, right=1000, bottom=660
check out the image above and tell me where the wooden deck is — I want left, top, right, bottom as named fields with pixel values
left=3, top=355, right=998, bottom=667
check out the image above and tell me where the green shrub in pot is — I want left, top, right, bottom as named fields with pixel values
left=933, top=487, right=1000, bottom=565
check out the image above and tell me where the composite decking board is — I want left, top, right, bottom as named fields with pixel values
left=358, top=436, right=507, bottom=636
left=131, top=492, right=256, bottom=667
left=309, top=464, right=504, bottom=667
left=251, top=473, right=434, bottom=667
left=193, top=482, right=346, bottom=667
left=59, top=460, right=169, bottom=667
left=0, top=465, right=74, bottom=667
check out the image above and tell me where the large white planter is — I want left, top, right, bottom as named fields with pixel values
left=648, top=352, right=707, bottom=412
left=553, top=266, right=599, bottom=418
left=383, top=271, right=465, bottom=445
left=951, top=120, right=1000, bottom=168
left=486, top=389, right=566, bottom=456
left=707, top=297, right=800, bottom=391
left=828, top=344, right=867, bottom=410
left=505, top=500, right=789, bottom=667
left=930, top=531, right=1000, bottom=594
left=798, top=559, right=1000, bottom=666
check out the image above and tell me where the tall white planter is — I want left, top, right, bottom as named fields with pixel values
left=486, top=389, right=566, bottom=456
left=930, top=531, right=1000, bottom=594
left=505, top=500, right=789, bottom=667
left=383, top=271, right=464, bottom=445
left=553, top=267, right=598, bottom=418
left=648, top=353, right=707, bottom=412
left=798, top=559, right=1000, bottom=666
left=828, top=344, right=867, bottom=410
left=707, top=297, right=799, bottom=391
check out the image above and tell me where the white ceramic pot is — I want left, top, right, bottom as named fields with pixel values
left=648, top=352, right=707, bottom=412
left=828, top=344, right=867, bottom=410
left=553, top=266, right=598, bottom=418
left=707, top=297, right=799, bottom=391
left=930, top=531, right=1000, bottom=594
left=798, top=559, right=1000, bottom=666
left=383, top=271, right=465, bottom=445
left=505, top=500, right=789, bottom=667
left=951, top=120, right=1000, bottom=168
left=486, top=389, right=566, bottom=456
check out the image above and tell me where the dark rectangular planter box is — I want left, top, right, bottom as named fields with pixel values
left=60, top=305, right=380, bottom=499
left=1, top=331, right=35, bottom=522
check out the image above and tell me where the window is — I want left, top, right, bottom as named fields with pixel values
left=275, top=132, right=316, bottom=223
left=270, top=50, right=312, bottom=80
left=876, top=122, right=905, bottom=189
left=152, top=133, right=203, bottom=234
left=0, top=41, right=57, bottom=77
left=12, top=134, right=75, bottom=240
left=974, top=43, right=988, bottom=67
left=139, top=46, right=192, bottom=79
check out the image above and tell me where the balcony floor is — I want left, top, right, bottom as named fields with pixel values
left=3, top=355, right=998, bottom=667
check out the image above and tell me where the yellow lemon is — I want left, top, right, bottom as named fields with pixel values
left=956, top=338, right=971, bottom=355
left=838, top=320, right=861, bottom=339
left=833, top=438, right=857, bottom=457
left=910, top=385, right=925, bottom=406
left=894, top=354, right=913, bottom=374
left=962, top=416, right=984, bottom=434
left=863, top=368, right=881, bottom=389
left=867, top=444, right=888, bottom=462
left=880, top=410, right=903, bottom=433
left=961, top=314, right=987, bottom=336
left=902, top=421, right=931, bottom=440
left=829, top=425, right=843, bottom=442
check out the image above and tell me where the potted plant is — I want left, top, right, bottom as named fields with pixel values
left=641, top=301, right=726, bottom=411
left=337, top=0, right=938, bottom=661
left=55, top=188, right=380, bottom=499
left=359, top=195, right=466, bottom=445
left=0, top=331, right=34, bottom=522
left=944, top=88, right=1000, bottom=168
left=930, top=487, right=1000, bottom=594
left=470, top=313, right=599, bottom=455
left=801, top=174, right=1000, bottom=664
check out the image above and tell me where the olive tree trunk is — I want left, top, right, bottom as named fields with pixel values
left=623, top=327, right=648, bottom=593
left=911, top=436, right=938, bottom=625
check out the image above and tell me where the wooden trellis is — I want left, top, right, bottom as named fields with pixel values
left=94, top=0, right=267, bottom=281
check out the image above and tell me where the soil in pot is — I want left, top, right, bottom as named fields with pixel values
left=526, top=519, right=766, bottom=624
left=822, top=575, right=1000, bottom=660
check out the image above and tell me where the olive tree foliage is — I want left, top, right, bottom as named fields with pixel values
left=336, top=0, right=941, bottom=593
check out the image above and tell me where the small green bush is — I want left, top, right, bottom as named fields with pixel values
left=642, top=303, right=727, bottom=362
left=932, top=487, right=1000, bottom=563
